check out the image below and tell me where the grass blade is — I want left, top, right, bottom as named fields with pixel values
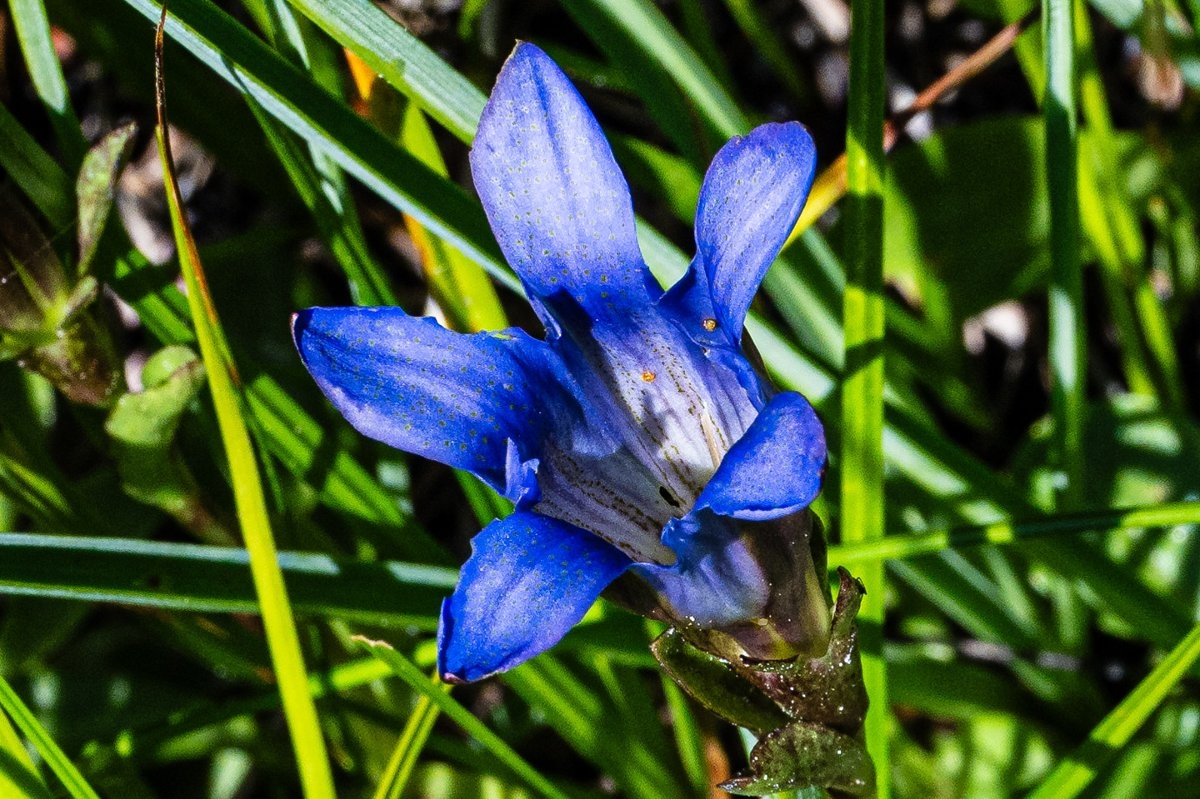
left=0, top=532, right=454, bottom=623
left=0, top=100, right=74, bottom=228
left=0, top=702, right=53, bottom=799
left=354, top=637, right=573, bottom=799
left=9, top=0, right=87, bottom=166
left=371, top=672, right=447, bottom=799
left=0, top=674, right=101, bottom=799
left=830, top=501, right=1200, bottom=564
left=1027, top=620, right=1200, bottom=799
left=154, top=9, right=334, bottom=796
left=568, top=0, right=748, bottom=140
left=1044, top=0, right=1083, bottom=509
left=841, top=0, right=891, bottom=789
left=282, top=0, right=485, bottom=143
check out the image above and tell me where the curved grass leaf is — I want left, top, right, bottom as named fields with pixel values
left=0, top=674, right=101, bottom=799
left=1027, top=620, right=1200, bottom=799
left=155, top=16, right=334, bottom=792
left=356, top=637, right=574, bottom=799
left=0, top=531, right=452, bottom=629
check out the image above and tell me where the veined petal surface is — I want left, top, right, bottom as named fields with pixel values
left=546, top=311, right=756, bottom=495
left=634, top=510, right=769, bottom=628
left=668, top=123, right=817, bottom=346
left=292, top=307, right=569, bottom=493
left=634, top=391, right=828, bottom=657
left=470, top=43, right=652, bottom=331
left=696, top=390, right=826, bottom=520
left=437, top=511, right=631, bottom=682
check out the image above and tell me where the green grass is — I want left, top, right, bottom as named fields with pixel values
left=1, top=0, right=1198, bottom=797
left=842, top=0, right=891, bottom=791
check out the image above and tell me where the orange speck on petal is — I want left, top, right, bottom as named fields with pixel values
left=641, top=371, right=656, bottom=382
left=702, top=318, right=718, bottom=332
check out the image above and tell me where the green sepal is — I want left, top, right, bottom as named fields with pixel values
left=719, top=719, right=875, bottom=797
left=61, top=275, right=100, bottom=320
left=659, top=568, right=873, bottom=796
left=734, top=568, right=869, bottom=733
left=650, top=628, right=791, bottom=735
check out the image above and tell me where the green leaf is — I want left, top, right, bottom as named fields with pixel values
left=75, top=122, right=138, bottom=275
left=104, top=346, right=232, bottom=541
left=155, top=24, right=335, bottom=790
left=651, top=628, right=790, bottom=734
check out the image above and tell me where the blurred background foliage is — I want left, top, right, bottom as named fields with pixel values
left=0, top=0, right=1198, bottom=796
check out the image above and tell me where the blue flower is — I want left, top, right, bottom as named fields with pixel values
left=293, top=43, right=829, bottom=683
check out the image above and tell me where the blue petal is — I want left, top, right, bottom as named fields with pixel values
left=437, top=511, right=631, bottom=682
left=668, top=123, right=816, bottom=344
left=292, top=307, right=570, bottom=495
left=470, top=43, right=653, bottom=331
left=696, top=391, right=826, bottom=521
left=631, top=391, right=825, bottom=630
left=633, top=510, right=769, bottom=627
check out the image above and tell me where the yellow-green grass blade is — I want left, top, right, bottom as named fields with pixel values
left=154, top=10, right=334, bottom=796
left=371, top=671, right=447, bottom=799
left=1027, top=620, right=1200, bottom=799
left=0, top=702, right=53, bottom=799
left=0, top=674, right=101, bottom=799
left=355, top=637, right=573, bottom=799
